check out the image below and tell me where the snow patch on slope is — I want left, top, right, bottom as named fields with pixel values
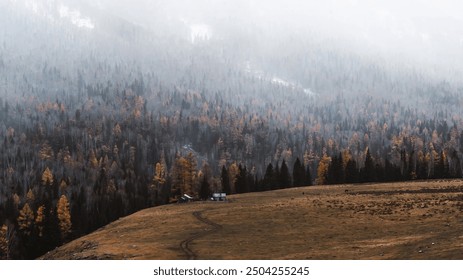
left=10, top=0, right=95, bottom=30
left=179, top=18, right=212, bottom=43
left=190, top=24, right=212, bottom=43
left=21, top=0, right=55, bottom=21
left=59, top=5, right=94, bottom=29
left=245, top=61, right=317, bottom=97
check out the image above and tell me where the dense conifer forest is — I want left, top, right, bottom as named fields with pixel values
left=1, top=0, right=463, bottom=259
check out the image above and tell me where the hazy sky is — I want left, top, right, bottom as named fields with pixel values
left=226, top=0, right=463, bottom=75
left=161, top=0, right=463, bottom=74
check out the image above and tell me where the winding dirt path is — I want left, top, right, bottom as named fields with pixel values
left=179, top=210, right=223, bottom=260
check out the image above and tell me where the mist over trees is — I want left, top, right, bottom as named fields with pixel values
left=1, top=0, right=463, bottom=259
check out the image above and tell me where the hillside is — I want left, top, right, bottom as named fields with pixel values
left=40, top=180, right=463, bottom=260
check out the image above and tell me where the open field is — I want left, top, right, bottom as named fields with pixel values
left=40, top=180, right=463, bottom=260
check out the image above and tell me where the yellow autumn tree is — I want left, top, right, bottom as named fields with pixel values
left=176, top=156, right=191, bottom=194
left=26, top=189, right=35, bottom=203
left=39, top=142, right=54, bottom=161
left=89, top=149, right=99, bottom=168
left=113, top=123, right=122, bottom=137
left=171, top=153, right=198, bottom=199
left=35, top=205, right=45, bottom=237
left=316, top=154, right=331, bottom=185
left=228, top=162, right=239, bottom=193
left=12, top=194, right=20, bottom=208
left=18, top=203, right=34, bottom=236
left=152, top=157, right=167, bottom=197
left=0, top=224, right=7, bottom=258
left=342, top=149, right=352, bottom=170
left=62, top=146, right=72, bottom=166
left=42, top=167, right=54, bottom=186
left=150, top=156, right=167, bottom=204
left=57, top=195, right=72, bottom=240
left=59, top=179, right=68, bottom=194
left=154, top=162, right=166, bottom=184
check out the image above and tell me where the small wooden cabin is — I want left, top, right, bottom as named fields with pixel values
left=178, top=194, right=194, bottom=203
left=211, top=192, right=227, bottom=201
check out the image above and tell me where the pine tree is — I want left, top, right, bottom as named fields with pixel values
left=316, top=154, right=331, bottom=185
left=199, top=174, right=210, bottom=200
left=441, top=151, right=450, bottom=178
left=0, top=224, right=7, bottom=259
left=221, top=166, right=231, bottom=194
left=42, top=167, right=54, bottom=186
left=273, top=162, right=281, bottom=189
left=154, top=162, right=167, bottom=186
left=279, top=160, right=291, bottom=188
left=39, top=142, right=54, bottom=161
left=263, top=163, right=274, bottom=190
left=363, top=148, right=375, bottom=182
left=57, top=195, right=72, bottom=240
left=304, top=164, right=313, bottom=186
left=35, top=205, right=45, bottom=238
left=186, top=152, right=198, bottom=195
left=151, top=158, right=167, bottom=205
left=89, top=149, right=99, bottom=168
left=451, top=150, right=462, bottom=178
left=235, top=164, right=248, bottom=193
left=292, top=157, right=305, bottom=187
left=400, top=149, right=409, bottom=180
left=113, top=123, right=122, bottom=137
left=327, top=153, right=344, bottom=184
left=43, top=203, right=61, bottom=249
left=26, top=189, right=35, bottom=204
left=345, top=159, right=359, bottom=183
left=228, top=162, right=239, bottom=193
left=17, top=203, right=34, bottom=236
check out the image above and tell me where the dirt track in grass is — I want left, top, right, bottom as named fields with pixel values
left=40, top=180, right=463, bottom=260
left=179, top=211, right=223, bottom=259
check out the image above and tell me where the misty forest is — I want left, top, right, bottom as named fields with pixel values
left=1, top=0, right=463, bottom=259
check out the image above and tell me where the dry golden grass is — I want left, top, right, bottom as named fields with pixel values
left=40, top=180, right=463, bottom=260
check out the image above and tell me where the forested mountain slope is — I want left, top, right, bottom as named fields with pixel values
left=1, top=0, right=463, bottom=259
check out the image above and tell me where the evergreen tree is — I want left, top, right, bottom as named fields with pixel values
left=17, top=203, right=34, bottom=237
left=345, top=159, right=359, bottom=183
left=235, top=164, right=248, bottom=193
left=151, top=158, right=167, bottom=205
left=57, top=195, right=72, bottom=241
left=35, top=205, right=45, bottom=238
left=400, top=149, right=409, bottom=180
left=263, top=163, right=274, bottom=190
left=362, top=148, right=375, bottom=182
left=304, top=164, right=313, bottom=186
left=41, top=167, right=54, bottom=186
left=316, top=154, right=330, bottom=185
left=221, top=166, right=231, bottom=194
left=42, top=198, right=61, bottom=249
left=199, top=175, right=210, bottom=200
left=279, top=160, right=291, bottom=188
left=292, top=157, right=305, bottom=187
left=327, top=153, right=344, bottom=184
left=451, top=150, right=462, bottom=178
left=441, top=151, right=450, bottom=178
left=273, top=162, right=281, bottom=189
left=186, top=152, right=198, bottom=194
left=172, top=154, right=197, bottom=198
left=0, top=224, right=7, bottom=259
